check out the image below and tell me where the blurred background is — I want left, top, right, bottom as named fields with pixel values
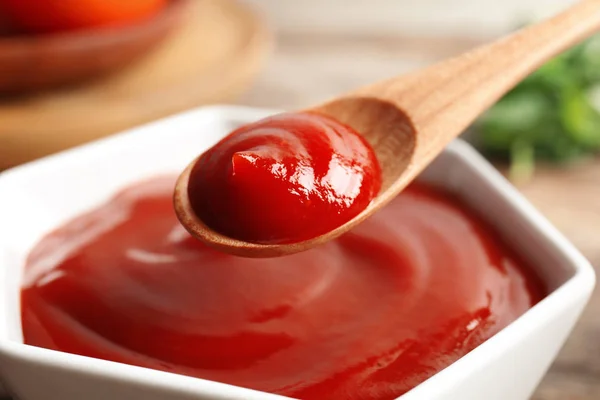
left=241, top=0, right=579, bottom=108
left=0, top=0, right=598, bottom=398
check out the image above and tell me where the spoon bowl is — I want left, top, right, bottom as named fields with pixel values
left=174, top=97, right=417, bottom=257
left=175, top=0, right=600, bottom=257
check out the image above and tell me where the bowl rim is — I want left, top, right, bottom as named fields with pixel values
left=0, top=0, right=189, bottom=53
left=0, top=105, right=595, bottom=400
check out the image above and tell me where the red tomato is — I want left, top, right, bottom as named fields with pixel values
left=0, top=0, right=167, bottom=33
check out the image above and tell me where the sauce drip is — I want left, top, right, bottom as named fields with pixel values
left=21, top=177, right=544, bottom=400
left=186, top=112, right=381, bottom=244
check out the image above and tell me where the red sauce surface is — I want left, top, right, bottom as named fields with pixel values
left=21, top=177, right=544, bottom=400
left=186, top=112, right=381, bottom=244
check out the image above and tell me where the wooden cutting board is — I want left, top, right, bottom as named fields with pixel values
left=0, top=0, right=271, bottom=169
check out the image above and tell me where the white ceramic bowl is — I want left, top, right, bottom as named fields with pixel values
left=0, top=105, right=595, bottom=400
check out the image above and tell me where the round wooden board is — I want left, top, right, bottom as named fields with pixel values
left=0, top=0, right=271, bottom=169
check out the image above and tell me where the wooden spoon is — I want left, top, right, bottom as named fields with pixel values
left=175, top=0, right=600, bottom=258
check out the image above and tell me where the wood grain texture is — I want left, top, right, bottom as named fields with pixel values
left=238, top=19, right=600, bottom=400
left=0, top=0, right=271, bottom=169
left=176, top=0, right=600, bottom=258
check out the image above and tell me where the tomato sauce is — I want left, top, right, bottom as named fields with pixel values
left=0, top=0, right=167, bottom=34
left=21, top=176, right=543, bottom=400
left=186, top=112, right=381, bottom=244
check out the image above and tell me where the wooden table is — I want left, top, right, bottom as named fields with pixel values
left=523, top=165, right=600, bottom=399
left=238, top=31, right=600, bottom=399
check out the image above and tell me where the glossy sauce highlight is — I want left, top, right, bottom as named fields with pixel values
left=21, top=177, right=543, bottom=400
left=186, top=112, right=381, bottom=244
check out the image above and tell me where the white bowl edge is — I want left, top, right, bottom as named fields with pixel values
left=0, top=104, right=595, bottom=400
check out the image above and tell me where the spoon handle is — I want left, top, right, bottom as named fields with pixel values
left=358, top=0, right=600, bottom=164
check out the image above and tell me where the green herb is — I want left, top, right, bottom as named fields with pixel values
left=474, top=34, right=600, bottom=179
